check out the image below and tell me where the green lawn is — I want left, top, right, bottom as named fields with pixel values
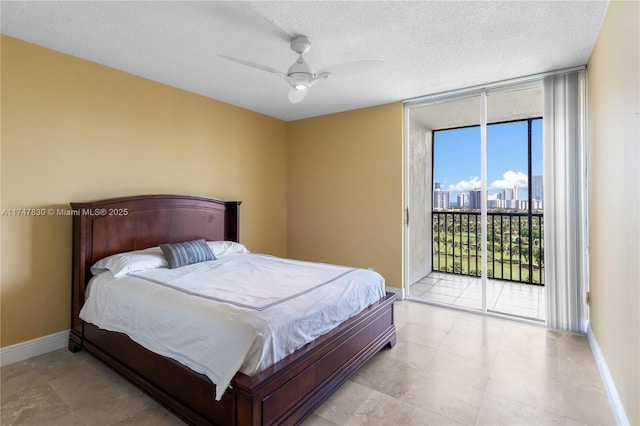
left=433, top=252, right=545, bottom=284
left=432, top=214, right=545, bottom=284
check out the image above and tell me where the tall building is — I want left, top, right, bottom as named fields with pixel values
left=503, top=188, right=517, bottom=200
left=532, top=175, right=543, bottom=200
left=502, top=188, right=518, bottom=209
left=469, top=188, right=482, bottom=210
left=457, top=193, right=468, bottom=208
left=433, top=182, right=450, bottom=210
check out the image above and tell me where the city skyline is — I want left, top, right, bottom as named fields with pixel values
left=433, top=119, right=543, bottom=205
left=433, top=182, right=543, bottom=210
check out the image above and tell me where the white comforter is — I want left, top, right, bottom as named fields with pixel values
left=79, top=253, right=385, bottom=400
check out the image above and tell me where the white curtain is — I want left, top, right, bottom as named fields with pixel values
left=543, top=71, right=588, bottom=333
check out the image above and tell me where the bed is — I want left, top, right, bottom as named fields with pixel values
left=69, top=194, right=397, bottom=425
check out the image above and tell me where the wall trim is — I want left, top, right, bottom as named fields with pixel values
left=587, top=323, right=630, bottom=426
left=0, top=330, right=69, bottom=367
left=386, top=285, right=405, bottom=300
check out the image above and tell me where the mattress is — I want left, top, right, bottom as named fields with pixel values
left=79, top=252, right=385, bottom=400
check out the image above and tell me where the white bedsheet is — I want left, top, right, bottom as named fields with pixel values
left=79, top=253, right=385, bottom=400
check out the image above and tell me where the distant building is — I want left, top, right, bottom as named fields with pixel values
left=531, top=199, right=543, bottom=210
left=503, top=188, right=517, bottom=200
left=532, top=175, right=543, bottom=200
left=487, top=199, right=500, bottom=208
left=433, top=182, right=450, bottom=210
left=469, top=188, right=482, bottom=210
left=499, top=188, right=517, bottom=209
left=457, top=193, right=468, bottom=208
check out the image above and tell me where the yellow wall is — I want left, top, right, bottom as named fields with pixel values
left=0, top=35, right=403, bottom=350
left=287, top=103, right=404, bottom=288
left=1, top=36, right=288, bottom=346
left=587, top=1, right=640, bottom=424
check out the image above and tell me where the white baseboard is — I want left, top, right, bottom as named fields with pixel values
left=587, top=323, right=630, bottom=426
left=385, top=285, right=405, bottom=300
left=0, top=330, right=69, bottom=367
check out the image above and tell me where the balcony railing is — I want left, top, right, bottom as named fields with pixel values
left=432, top=211, right=544, bottom=285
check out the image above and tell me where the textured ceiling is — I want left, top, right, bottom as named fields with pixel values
left=1, top=1, right=608, bottom=121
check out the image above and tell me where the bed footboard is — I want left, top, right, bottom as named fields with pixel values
left=232, top=292, right=396, bottom=425
left=73, top=293, right=395, bottom=425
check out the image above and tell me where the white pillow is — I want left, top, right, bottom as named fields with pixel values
left=206, top=241, right=250, bottom=258
left=90, top=247, right=168, bottom=277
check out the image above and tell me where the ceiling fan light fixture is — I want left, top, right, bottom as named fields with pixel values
left=289, top=73, right=310, bottom=90
left=287, top=57, right=314, bottom=91
left=293, top=79, right=309, bottom=90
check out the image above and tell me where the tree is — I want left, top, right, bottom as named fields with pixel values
left=521, top=244, right=529, bottom=265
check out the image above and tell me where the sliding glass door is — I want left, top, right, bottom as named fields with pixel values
left=404, top=81, right=544, bottom=321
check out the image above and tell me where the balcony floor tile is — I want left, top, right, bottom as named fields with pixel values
left=423, top=286, right=465, bottom=298
left=409, top=272, right=546, bottom=321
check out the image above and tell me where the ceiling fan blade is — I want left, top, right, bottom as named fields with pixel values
left=239, top=3, right=297, bottom=43
left=219, top=54, right=288, bottom=80
left=318, top=60, right=385, bottom=79
left=288, top=87, right=308, bottom=104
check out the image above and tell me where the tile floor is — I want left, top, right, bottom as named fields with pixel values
left=409, top=272, right=546, bottom=321
left=1, top=301, right=614, bottom=425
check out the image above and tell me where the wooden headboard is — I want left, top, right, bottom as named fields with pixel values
left=69, top=194, right=241, bottom=345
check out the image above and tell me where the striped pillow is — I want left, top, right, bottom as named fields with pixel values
left=160, top=239, right=216, bottom=269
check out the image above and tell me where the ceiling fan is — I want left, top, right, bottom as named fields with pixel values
left=219, top=35, right=384, bottom=104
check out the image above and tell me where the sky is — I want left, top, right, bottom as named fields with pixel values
left=433, top=119, right=542, bottom=203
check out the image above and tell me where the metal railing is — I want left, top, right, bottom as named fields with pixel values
left=432, top=211, right=544, bottom=285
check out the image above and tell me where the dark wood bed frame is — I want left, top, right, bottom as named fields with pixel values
left=69, top=194, right=396, bottom=425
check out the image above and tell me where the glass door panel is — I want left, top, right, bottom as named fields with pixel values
left=406, top=94, right=482, bottom=310
left=486, top=84, right=545, bottom=321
